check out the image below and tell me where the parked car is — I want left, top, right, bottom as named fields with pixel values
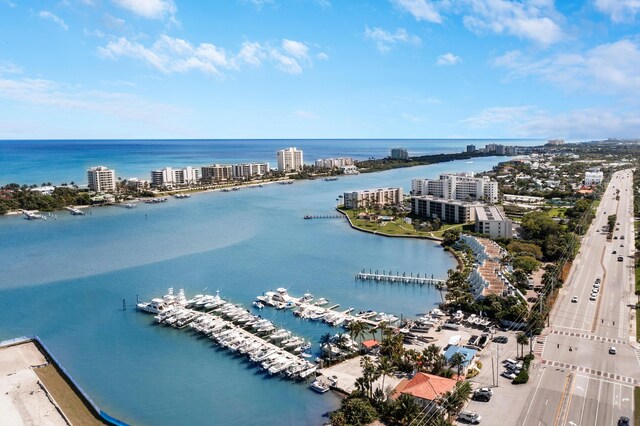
left=612, top=250, right=617, bottom=254
left=618, top=416, right=630, bottom=426
left=458, top=411, right=482, bottom=424
left=609, top=346, right=617, bottom=355
left=590, top=295, right=597, bottom=301
left=620, top=235, right=625, bottom=239
left=595, top=278, right=601, bottom=284
left=501, top=371, right=517, bottom=380
left=473, top=387, right=494, bottom=397
left=472, top=393, right=491, bottom=402
left=618, top=256, right=624, bottom=262
left=493, top=336, right=509, bottom=344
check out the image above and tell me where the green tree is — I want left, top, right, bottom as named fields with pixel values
left=513, top=255, right=540, bottom=274
left=377, top=356, right=395, bottom=395
left=347, top=320, right=367, bottom=349
left=517, top=332, right=529, bottom=358
left=442, top=228, right=461, bottom=246
left=448, top=352, right=466, bottom=379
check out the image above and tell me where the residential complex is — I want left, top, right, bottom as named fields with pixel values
left=87, top=166, right=116, bottom=192
left=390, top=148, right=409, bottom=160
left=151, top=166, right=199, bottom=188
left=411, top=173, right=499, bottom=203
left=277, top=147, right=304, bottom=172
left=462, top=235, right=516, bottom=300
left=343, top=187, right=403, bottom=209
left=314, top=157, right=353, bottom=169
left=584, top=167, right=604, bottom=185
left=474, top=205, right=512, bottom=239
left=201, top=164, right=233, bottom=182
left=232, top=163, right=270, bottom=179
left=411, top=195, right=479, bottom=223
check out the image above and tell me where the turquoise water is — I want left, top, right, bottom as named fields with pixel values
left=0, top=142, right=517, bottom=425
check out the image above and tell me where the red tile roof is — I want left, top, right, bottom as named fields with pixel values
left=395, top=372, right=457, bottom=402
left=361, top=339, right=379, bottom=348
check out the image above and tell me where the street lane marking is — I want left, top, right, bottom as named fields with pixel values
left=522, top=368, right=547, bottom=426
left=540, top=359, right=639, bottom=385
left=549, top=329, right=626, bottom=345
left=554, top=373, right=573, bottom=426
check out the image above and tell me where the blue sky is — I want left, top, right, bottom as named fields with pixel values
left=0, top=0, right=639, bottom=139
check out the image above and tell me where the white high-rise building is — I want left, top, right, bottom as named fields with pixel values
left=314, top=157, right=354, bottom=169
left=150, top=166, right=199, bottom=187
left=201, top=164, right=233, bottom=182
left=277, top=147, right=304, bottom=172
left=343, top=188, right=403, bottom=209
left=87, top=166, right=116, bottom=192
left=411, top=173, right=499, bottom=203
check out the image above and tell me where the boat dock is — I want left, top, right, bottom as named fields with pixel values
left=355, top=270, right=446, bottom=287
left=303, top=214, right=343, bottom=219
left=21, top=210, right=45, bottom=220
left=65, top=207, right=85, bottom=215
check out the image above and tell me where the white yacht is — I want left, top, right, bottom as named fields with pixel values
left=137, top=298, right=172, bottom=314
left=310, top=379, right=330, bottom=393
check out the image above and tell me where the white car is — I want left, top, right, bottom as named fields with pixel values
left=501, top=371, right=517, bottom=380
left=571, top=296, right=578, bottom=303
left=590, top=295, right=597, bottom=301
left=592, top=287, right=599, bottom=293
left=609, top=346, right=617, bottom=355
left=459, top=411, right=482, bottom=424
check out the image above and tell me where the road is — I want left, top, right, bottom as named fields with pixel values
left=518, top=169, right=639, bottom=426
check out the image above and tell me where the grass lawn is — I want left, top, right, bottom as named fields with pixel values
left=546, top=207, right=567, bottom=218
left=341, top=209, right=434, bottom=237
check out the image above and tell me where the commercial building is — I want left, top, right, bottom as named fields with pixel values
left=150, top=166, right=199, bottom=187
left=343, top=187, right=403, bottom=209
left=232, top=163, right=269, bottom=179
left=411, top=195, right=479, bottom=223
left=201, top=164, right=233, bottom=182
left=584, top=168, right=604, bottom=185
left=314, top=157, right=353, bottom=169
left=411, top=173, right=499, bottom=203
left=474, top=205, right=512, bottom=239
left=390, top=148, right=409, bottom=160
left=87, top=166, right=116, bottom=192
left=277, top=147, right=304, bottom=172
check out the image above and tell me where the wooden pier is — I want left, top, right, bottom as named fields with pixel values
left=355, top=270, right=446, bottom=287
left=304, top=214, right=343, bottom=220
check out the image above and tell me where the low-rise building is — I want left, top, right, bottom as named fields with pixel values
left=341, top=165, right=359, bottom=175
left=462, top=235, right=516, bottom=300
left=343, top=187, right=403, bottom=209
left=443, top=346, right=478, bottom=376
left=150, top=166, right=199, bottom=187
left=411, top=195, right=479, bottom=223
left=314, top=157, right=353, bottom=169
left=474, top=205, right=512, bottom=239
left=584, top=168, right=603, bottom=185
left=394, top=372, right=457, bottom=408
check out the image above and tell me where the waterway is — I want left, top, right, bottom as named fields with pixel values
left=0, top=143, right=524, bottom=425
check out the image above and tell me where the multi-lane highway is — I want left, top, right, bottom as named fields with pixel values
left=519, top=169, right=638, bottom=426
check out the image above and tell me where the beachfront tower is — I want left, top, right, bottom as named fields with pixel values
left=277, top=147, right=304, bottom=172
left=87, top=166, right=116, bottom=192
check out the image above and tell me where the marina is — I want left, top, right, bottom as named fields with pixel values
left=137, top=289, right=319, bottom=382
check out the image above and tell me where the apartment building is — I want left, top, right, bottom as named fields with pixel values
left=474, top=205, right=512, bottom=239
left=87, top=166, right=116, bottom=192
left=343, top=187, right=403, bottom=209
left=201, top=164, right=233, bottom=182
left=411, top=173, right=499, bottom=203
left=277, top=147, right=304, bottom=172
left=411, top=195, right=479, bottom=223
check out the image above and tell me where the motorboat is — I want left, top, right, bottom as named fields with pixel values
left=137, top=298, right=173, bottom=314
left=253, top=301, right=264, bottom=309
left=310, top=379, right=330, bottom=393
left=315, top=298, right=329, bottom=306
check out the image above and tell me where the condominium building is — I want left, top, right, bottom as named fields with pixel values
left=150, top=166, right=199, bottom=187
left=390, top=148, right=409, bottom=160
left=343, top=187, right=403, bottom=209
left=411, top=195, right=479, bottom=223
left=584, top=168, right=604, bottom=186
left=411, top=173, right=499, bottom=203
left=466, top=144, right=476, bottom=153
left=201, top=164, right=233, bottom=182
left=314, top=157, right=354, bottom=169
left=87, top=166, right=116, bottom=192
left=277, top=147, right=304, bottom=172
left=232, top=163, right=270, bottom=179
left=474, top=205, right=512, bottom=239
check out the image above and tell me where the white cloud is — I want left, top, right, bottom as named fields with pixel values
left=462, top=0, right=563, bottom=45
left=391, top=0, right=442, bottom=24
left=436, top=52, right=462, bottom=65
left=402, top=112, right=425, bottom=123
left=282, top=39, right=309, bottom=59
left=364, top=26, right=421, bottom=53
left=241, top=0, right=274, bottom=10
left=594, top=0, right=640, bottom=23
left=461, top=106, right=534, bottom=128
left=39, top=11, right=69, bottom=31
left=0, top=74, right=180, bottom=129
left=0, top=61, right=22, bottom=74
left=293, top=110, right=318, bottom=119
left=316, top=52, right=329, bottom=60
left=493, top=39, right=640, bottom=95
left=462, top=105, right=640, bottom=139
left=112, top=0, right=176, bottom=20
left=99, top=36, right=323, bottom=76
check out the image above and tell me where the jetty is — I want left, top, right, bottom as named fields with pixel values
left=304, top=214, right=343, bottom=220
left=65, top=207, right=85, bottom=215
left=355, top=270, right=446, bottom=287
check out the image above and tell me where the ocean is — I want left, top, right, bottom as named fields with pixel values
left=0, top=139, right=540, bottom=425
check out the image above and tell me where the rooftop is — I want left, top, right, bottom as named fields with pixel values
left=443, top=346, right=478, bottom=366
left=475, top=205, right=506, bottom=222
left=394, top=372, right=457, bottom=402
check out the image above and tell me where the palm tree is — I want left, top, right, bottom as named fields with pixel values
left=517, top=332, right=529, bottom=358
left=347, top=320, right=367, bottom=350
left=448, top=352, right=466, bottom=379
left=319, top=332, right=333, bottom=361
left=377, top=356, right=395, bottom=395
